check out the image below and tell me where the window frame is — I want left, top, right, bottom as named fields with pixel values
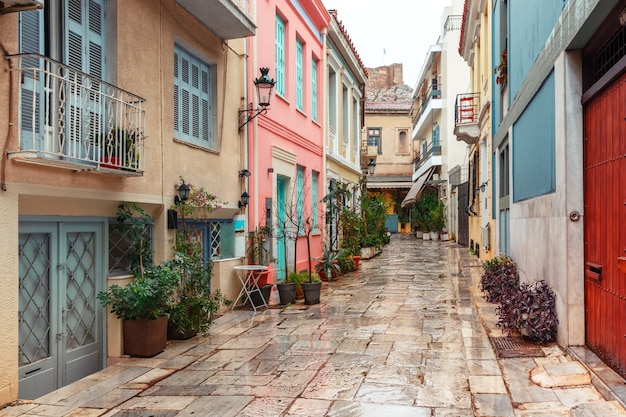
left=173, top=44, right=217, bottom=150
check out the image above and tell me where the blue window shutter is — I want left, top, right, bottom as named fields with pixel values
left=296, top=40, right=303, bottom=110
left=296, top=166, right=304, bottom=234
left=19, top=9, right=44, bottom=148
left=174, top=45, right=213, bottom=148
left=275, top=16, right=285, bottom=96
left=65, top=0, right=106, bottom=78
left=311, top=60, right=317, bottom=121
left=312, top=171, right=318, bottom=229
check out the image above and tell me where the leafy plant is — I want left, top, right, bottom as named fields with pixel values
left=167, top=232, right=231, bottom=337
left=337, top=252, right=356, bottom=273
left=173, top=176, right=224, bottom=221
left=494, top=48, right=507, bottom=85
left=97, top=264, right=180, bottom=320
left=496, top=280, right=558, bottom=343
left=314, top=245, right=342, bottom=281
left=480, top=255, right=519, bottom=304
left=114, top=202, right=154, bottom=276
left=247, top=225, right=274, bottom=265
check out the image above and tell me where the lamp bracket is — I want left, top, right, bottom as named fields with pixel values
left=239, top=103, right=268, bottom=130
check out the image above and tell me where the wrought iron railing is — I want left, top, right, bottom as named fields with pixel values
left=412, top=141, right=442, bottom=172
left=7, top=54, right=146, bottom=173
left=455, top=92, right=480, bottom=125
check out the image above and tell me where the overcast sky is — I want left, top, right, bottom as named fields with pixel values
left=323, top=1, right=450, bottom=88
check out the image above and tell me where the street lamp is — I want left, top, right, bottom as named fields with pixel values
left=239, top=68, right=276, bottom=129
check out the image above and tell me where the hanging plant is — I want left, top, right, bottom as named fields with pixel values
left=173, top=176, right=225, bottom=221
left=494, top=48, right=507, bottom=85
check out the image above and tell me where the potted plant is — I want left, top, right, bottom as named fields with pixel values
left=315, top=245, right=342, bottom=281
left=277, top=273, right=298, bottom=305
left=166, top=234, right=230, bottom=340
left=429, top=199, right=446, bottom=241
left=301, top=272, right=322, bottom=305
left=97, top=264, right=180, bottom=357
left=101, top=127, right=141, bottom=169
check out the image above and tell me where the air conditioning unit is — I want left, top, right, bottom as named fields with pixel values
left=0, top=0, right=43, bottom=14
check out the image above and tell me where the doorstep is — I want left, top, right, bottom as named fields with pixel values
left=568, top=346, right=626, bottom=409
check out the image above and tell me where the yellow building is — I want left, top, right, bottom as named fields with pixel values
left=456, top=0, right=495, bottom=260
left=0, top=0, right=251, bottom=403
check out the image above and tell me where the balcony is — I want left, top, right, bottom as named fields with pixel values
left=454, top=93, right=480, bottom=145
left=412, top=141, right=442, bottom=181
left=175, top=0, right=255, bottom=40
left=7, top=54, right=145, bottom=175
left=411, top=81, right=442, bottom=141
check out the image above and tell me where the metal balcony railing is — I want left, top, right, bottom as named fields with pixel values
left=411, top=81, right=442, bottom=125
left=412, top=141, right=442, bottom=172
left=7, top=54, right=146, bottom=174
left=455, top=92, right=480, bottom=125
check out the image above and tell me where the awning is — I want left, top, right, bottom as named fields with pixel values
left=401, top=168, right=434, bottom=208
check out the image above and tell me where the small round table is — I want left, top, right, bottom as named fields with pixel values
left=233, top=265, right=269, bottom=312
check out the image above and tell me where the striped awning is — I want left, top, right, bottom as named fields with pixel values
left=401, top=168, right=434, bottom=208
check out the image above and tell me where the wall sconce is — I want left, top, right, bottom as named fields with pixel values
left=239, top=67, right=276, bottom=130
left=238, top=191, right=250, bottom=208
left=475, top=181, right=488, bottom=193
left=175, top=179, right=190, bottom=204
left=239, top=169, right=251, bottom=178
left=267, top=167, right=274, bottom=173
left=367, top=159, right=376, bottom=175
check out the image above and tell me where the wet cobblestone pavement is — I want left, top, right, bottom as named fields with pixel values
left=3, top=235, right=626, bottom=416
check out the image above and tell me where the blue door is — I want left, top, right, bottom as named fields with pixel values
left=18, top=222, right=104, bottom=399
left=276, top=177, right=287, bottom=281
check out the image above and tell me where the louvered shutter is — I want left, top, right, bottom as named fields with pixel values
left=174, top=46, right=212, bottom=148
left=275, top=16, right=285, bottom=96
left=19, top=9, right=44, bottom=151
left=311, top=60, right=317, bottom=121
left=296, top=40, right=303, bottom=110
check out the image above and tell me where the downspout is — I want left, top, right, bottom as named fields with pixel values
left=321, top=27, right=328, bottom=238
left=1, top=43, right=13, bottom=191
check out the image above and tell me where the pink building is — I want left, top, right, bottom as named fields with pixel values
left=243, top=0, right=330, bottom=280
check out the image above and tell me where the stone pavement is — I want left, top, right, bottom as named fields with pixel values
left=3, top=235, right=626, bottom=416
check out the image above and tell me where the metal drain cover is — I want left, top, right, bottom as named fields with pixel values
left=489, top=337, right=546, bottom=358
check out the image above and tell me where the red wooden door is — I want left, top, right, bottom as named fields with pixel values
left=584, top=72, right=626, bottom=376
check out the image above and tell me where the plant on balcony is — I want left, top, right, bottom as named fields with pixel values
left=494, top=48, right=507, bottom=86
left=101, top=127, right=143, bottom=169
left=173, top=177, right=224, bottom=221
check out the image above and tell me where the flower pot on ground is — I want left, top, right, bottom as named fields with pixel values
left=430, top=231, right=439, bottom=241
left=352, top=255, right=361, bottom=270
left=440, top=231, right=449, bottom=241
left=314, top=245, right=342, bottom=282
left=302, top=280, right=322, bottom=305
left=97, top=264, right=180, bottom=357
left=277, top=281, right=297, bottom=305
left=124, top=315, right=168, bottom=357
left=422, top=232, right=430, bottom=241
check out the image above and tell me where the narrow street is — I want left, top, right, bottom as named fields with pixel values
left=3, top=235, right=626, bottom=417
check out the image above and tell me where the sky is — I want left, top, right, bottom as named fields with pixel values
left=322, top=1, right=450, bottom=88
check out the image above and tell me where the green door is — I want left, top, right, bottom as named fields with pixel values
left=276, top=177, right=286, bottom=281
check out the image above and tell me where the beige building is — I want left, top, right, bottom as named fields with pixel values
left=404, top=0, right=470, bottom=242
left=325, top=10, right=368, bottom=246
left=0, top=0, right=252, bottom=404
left=456, top=0, right=495, bottom=259
left=364, top=64, right=413, bottom=233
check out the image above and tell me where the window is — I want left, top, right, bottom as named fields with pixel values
left=328, top=69, right=337, bottom=130
left=312, top=171, right=319, bottom=230
left=296, top=39, right=303, bottom=110
left=342, top=84, right=349, bottom=146
left=311, top=59, right=318, bottom=121
left=174, top=45, right=215, bottom=149
left=397, top=130, right=408, bottom=154
left=498, top=142, right=510, bottom=255
left=109, top=220, right=152, bottom=275
left=275, top=15, right=285, bottom=97
left=367, top=128, right=381, bottom=154
left=183, top=221, right=235, bottom=260
left=296, top=166, right=304, bottom=234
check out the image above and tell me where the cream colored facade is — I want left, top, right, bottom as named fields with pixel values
left=325, top=12, right=368, bottom=242
left=0, top=0, right=252, bottom=404
left=408, top=0, right=469, bottom=237
left=457, top=0, right=494, bottom=260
